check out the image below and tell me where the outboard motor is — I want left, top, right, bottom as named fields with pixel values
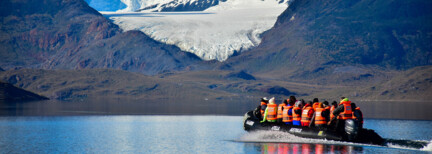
left=345, top=119, right=359, bottom=141
left=243, top=111, right=256, bottom=131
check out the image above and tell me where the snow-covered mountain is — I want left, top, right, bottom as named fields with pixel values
left=85, top=0, right=287, bottom=12
left=97, top=0, right=289, bottom=61
left=135, top=0, right=225, bottom=12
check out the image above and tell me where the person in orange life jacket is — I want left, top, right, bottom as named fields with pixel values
left=282, top=98, right=295, bottom=125
left=312, top=98, right=320, bottom=110
left=330, top=98, right=353, bottom=132
left=260, top=97, right=269, bottom=119
left=329, top=101, right=338, bottom=121
left=351, top=103, right=364, bottom=129
left=333, top=98, right=352, bottom=120
left=261, top=97, right=277, bottom=123
left=292, top=100, right=303, bottom=126
left=277, top=99, right=288, bottom=123
left=309, top=103, right=330, bottom=129
left=282, top=95, right=297, bottom=125
left=301, top=101, right=315, bottom=127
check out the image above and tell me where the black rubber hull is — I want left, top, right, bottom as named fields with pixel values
left=243, top=111, right=385, bottom=145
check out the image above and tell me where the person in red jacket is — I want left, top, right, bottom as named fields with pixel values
left=301, top=101, right=315, bottom=127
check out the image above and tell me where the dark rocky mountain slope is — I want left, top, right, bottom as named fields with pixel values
left=0, top=81, right=49, bottom=102
left=224, top=0, right=432, bottom=82
left=0, top=0, right=202, bottom=75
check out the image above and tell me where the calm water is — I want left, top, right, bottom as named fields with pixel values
left=2, top=99, right=432, bottom=120
left=0, top=116, right=431, bottom=153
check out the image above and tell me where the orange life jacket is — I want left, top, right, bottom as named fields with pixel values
left=312, top=102, right=320, bottom=110
left=337, top=101, right=353, bottom=120
left=266, top=103, right=277, bottom=120
left=292, top=107, right=301, bottom=121
left=260, top=101, right=267, bottom=117
left=352, top=107, right=363, bottom=124
left=277, top=103, right=286, bottom=119
left=282, top=105, right=294, bottom=122
left=301, top=106, right=313, bottom=125
left=314, top=107, right=327, bottom=125
left=330, top=105, right=336, bottom=119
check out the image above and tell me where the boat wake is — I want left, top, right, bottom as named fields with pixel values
left=235, top=131, right=432, bottom=151
left=422, top=140, right=432, bottom=151
left=385, top=139, right=432, bottom=151
left=237, top=131, right=373, bottom=146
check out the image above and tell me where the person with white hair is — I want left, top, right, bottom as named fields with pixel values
left=260, top=97, right=277, bottom=123
left=292, top=100, right=303, bottom=126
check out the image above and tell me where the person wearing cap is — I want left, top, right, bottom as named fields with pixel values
left=329, top=97, right=353, bottom=132
left=261, top=97, right=277, bottom=123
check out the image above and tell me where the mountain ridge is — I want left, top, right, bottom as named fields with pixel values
left=1, top=0, right=431, bottom=103
left=223, top=0, right=432, bottom=82
left=0, top=0, right=202, bottom=75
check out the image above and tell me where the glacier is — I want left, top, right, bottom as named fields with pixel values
left=97, top=0, right=288, bottom=61
left=117, top=0, right=227, bottom=12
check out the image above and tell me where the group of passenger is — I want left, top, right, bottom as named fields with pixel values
left=256, top=96, right=363, bottom=131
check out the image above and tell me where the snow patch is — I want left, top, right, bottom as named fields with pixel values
left=102, top=0, right=288, bottom=61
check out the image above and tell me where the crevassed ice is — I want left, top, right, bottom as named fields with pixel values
left=118, top=0, right=174, bottom=12
left=102, top=0, right=288, bottom=61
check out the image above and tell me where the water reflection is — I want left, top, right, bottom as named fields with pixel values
left=0, top=98, right=256, bottom=116
left=249, top=143, right=363, bottom=154
left=1, top=99, right=432, bottom=120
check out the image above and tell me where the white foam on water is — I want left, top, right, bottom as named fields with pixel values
left=421, top=140, right=432, bottom=151
left=385, top=140, right=432, bottom=151
left=238, top=131, right=432, bottom=152
left=238, top=130, right=368, bottom=146
left=386, top=142, right=419, bottom=151
left=239, top=130, right=308, bottom=143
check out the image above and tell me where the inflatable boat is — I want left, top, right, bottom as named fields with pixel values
left=243, top=110, right=385, bottom=145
